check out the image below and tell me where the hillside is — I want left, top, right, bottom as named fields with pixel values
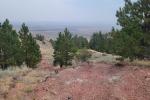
left=0, top=41, right=150, bottom=100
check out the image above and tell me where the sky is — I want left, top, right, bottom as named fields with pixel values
left=0, top=0, right=127, bottom=26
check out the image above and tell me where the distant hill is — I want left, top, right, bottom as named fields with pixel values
left=12, top=22, right=116, bottom=39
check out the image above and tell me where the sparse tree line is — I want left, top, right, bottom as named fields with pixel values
left=90, top=0, right=150, bottom=60
left=0, top=0, right=149, bottom=69
left=108, top=0, right=150, bottom=60
left=35, top=34, right=45, bottom=42
left=0, top=19, right=41, bottom=70
left=52, top=0, right=150, bottom=67
left=51, top=28, right=90, bottom=67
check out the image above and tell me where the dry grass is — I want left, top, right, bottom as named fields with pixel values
left=0, top=40, right=55, bottom=99
left=0, top=66, right=31, bottom=78
left=0, top=66, right=31, bottom=94
left=88, top=49, right=120, bottom=63
left=87, top=50, right=150, bottom=68
left=130, top=59, right=150, bottom=67
left=0, top=66, right=54, bottom=100
left=37, top=40, right=54, bottom=64
left=22, top=86, right=34, bottom=93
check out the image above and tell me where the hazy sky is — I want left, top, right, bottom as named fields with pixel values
left=0, top=0, right=126, bottom=25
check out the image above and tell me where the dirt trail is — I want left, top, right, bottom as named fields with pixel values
left=37, top=40, right=54, bottom=68
left=0, top=40, right=54, bottom=100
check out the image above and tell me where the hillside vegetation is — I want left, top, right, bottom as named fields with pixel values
left=0, top=0, right=149, bottom=100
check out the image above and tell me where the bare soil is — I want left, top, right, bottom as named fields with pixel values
left=1, top=41, right=150, bottom=100
left=32, top=63, right=150, bottom=100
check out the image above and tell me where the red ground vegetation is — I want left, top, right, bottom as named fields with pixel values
left=27, top=62, right=150, bottom=100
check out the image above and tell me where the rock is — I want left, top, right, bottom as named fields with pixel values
left=12, top=76, right=23, bottom=82
left=133, top=67, right=138, bottom=71
left=109, top=76, right=120, bottom=83
left=50, top=90, right=57, bottom=95
left=145, top=78, right=150, bottom=81
left=145, top=73, right=150, bottom=81
left=67, top=96, right=72, bottom=100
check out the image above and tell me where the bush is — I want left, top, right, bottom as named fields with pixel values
left=42, top=41, right=46, bottom=44
left=116, top=57, right=124, bottom=62
left=53, top=28, right=75, bottom=67
left=115, top=57, right=125, bottom=67
left=72, top=35, right=89, bottom=49
left=0, top=19, right=24, bottom=69
left=49, top=39, right=55, bottom=47
left=76, top=49, right=92, bottom=62
left=115, top=62, right=125, bottom=67
left=19, top=24, right=41, bottom=68
left=35, top=34, right=44, bottom=41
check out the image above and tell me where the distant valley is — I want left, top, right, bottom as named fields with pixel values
left=13, top=22, right=115, bottom=40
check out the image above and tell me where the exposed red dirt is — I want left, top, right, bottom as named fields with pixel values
left=3, top=41, right=150, bottom=100
left=28, top=62, right=150, bottom=100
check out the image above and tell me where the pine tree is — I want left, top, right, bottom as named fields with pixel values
left=53, top=28, right=75, bottom=67
left=89, top=32, right=105, bottom=52
left=36, top=34, right=45, bottom=41
left=19, top=23, right=41, bottom=68
left=115, top=0, right=150, bottom=59
left=0, top=19, right=23, bottom=69
left=72, top=35, right=88, bottom=49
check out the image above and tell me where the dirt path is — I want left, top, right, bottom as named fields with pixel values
left=0, top=40, right=54, bottom=100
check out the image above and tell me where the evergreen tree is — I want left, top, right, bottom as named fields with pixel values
left=89, top=32, right=106, bottom=52
left=35, top=34, right=45, bottom=41
left=72, top=35, right=88, bottom=49
left=19, top=23, right=41, bottom=68
left=0, top=19, right=23, bottom=69
left=53, top=28, right=75, bottom=67
left=115, top=0, right=150, bottom=59
left=49, top=39, right=55, bottom=48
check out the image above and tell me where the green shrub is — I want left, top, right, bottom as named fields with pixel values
left=76, top=49, right=92, bottom=62
left=116, top=57, right=124, bottom=62
left=35, top=34, right=44, bottom=41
